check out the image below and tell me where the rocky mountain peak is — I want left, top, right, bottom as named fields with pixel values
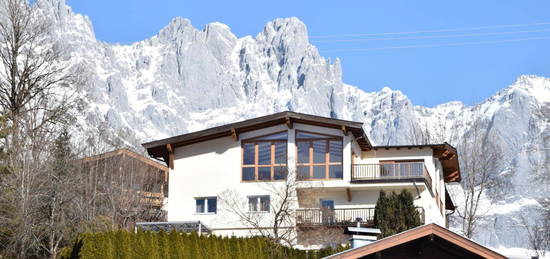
left=18, top=0, right=550, bottom=253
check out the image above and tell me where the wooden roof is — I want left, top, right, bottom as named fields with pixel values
left=142, top=111, right=372, bottom=163
left=78, top=148, right=168, bottom=172
left=326, top=224, right=506, bottom=259
left=370, top=143, right=461, bottom=183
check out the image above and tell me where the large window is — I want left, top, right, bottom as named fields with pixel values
left=195, top=197, right=217, bottom=214
left=248, top=195, right=270, bottom=212
left=242, top=131, right=288, bottom=181
left=296, top=131, right=343, bottom=180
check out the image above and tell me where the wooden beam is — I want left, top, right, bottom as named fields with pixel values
left=446, top=153, right=456, bottom=160
left=341, top=125, right=348, bottom=136
left=285, top=117, right=293, bottom=129
left=434, top=149, right=451, bottom=158
left=166, top=144, right=174, bottom=170
left=231, top=128, right=239, bottom=141
left=346, top=188, right=352, bottom=202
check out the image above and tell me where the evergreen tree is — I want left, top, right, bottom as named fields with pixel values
left=374, top=189, right=422, bottom=238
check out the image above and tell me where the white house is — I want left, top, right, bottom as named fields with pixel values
left=142, top=111, right=460, bottom=247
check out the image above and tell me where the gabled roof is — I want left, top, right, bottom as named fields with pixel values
left=371, top=143, right=461, bottom=183
left=142, top=111, right=372, bottom=162
left=325, top=224, right=506, bottom=259
left=79, top=148, right=168, bottom=172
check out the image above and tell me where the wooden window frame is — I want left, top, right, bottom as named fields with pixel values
left=295, top=130, right=343, bottom=180
left=241, top=131, right=288, bottom=182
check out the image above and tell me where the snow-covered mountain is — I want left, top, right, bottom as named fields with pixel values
left=33, top=0, right=550, bottom=254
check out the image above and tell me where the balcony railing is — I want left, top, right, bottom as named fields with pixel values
left=351, top=162, right=432, bottom=188
left=295, top=207, right=425, bottom=226
left=296, top=207, right=374, bottom=226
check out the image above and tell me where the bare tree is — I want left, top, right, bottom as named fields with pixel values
left=519, top=205, right=550, bottom=258
left=73, top=129, right=167, bottom=232
left=34, top=129, right=79, bottom=259
left=453, top=117, right=501, bottom=238
left=220, top=171, right=299, bottom=246
left=220, top=171, right=347, bottom=248
left=0, top=0, right=77, bottom=257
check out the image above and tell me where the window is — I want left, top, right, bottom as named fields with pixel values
left=296, top=131, right=343, bottom=180
left=320, top=199, right=334, bottom=209
left=195, top=197, right=217, bottom=214
left=248, top=195, right=270, bottom=212
left=242, top=131, right=288, bottom=181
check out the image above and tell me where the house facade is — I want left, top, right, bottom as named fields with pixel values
left=143, top=112, right=460, bottom=247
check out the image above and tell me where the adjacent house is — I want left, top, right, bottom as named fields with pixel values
left=78, top=148, right=169, bottom=224
left=142, top=111, right=460, bottom=247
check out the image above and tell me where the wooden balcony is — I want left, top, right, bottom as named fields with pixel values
left=295, top=207, right=425, bottom=226
left=351, top=162, right=432, bottom=189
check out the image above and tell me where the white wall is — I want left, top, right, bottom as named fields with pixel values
left=167, top=123, right=447, bottom=235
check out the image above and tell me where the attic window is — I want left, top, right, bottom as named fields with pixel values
left=242, top=131, right=288, bottom=182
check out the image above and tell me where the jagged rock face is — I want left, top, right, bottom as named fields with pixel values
left=25, top=0, right=550, bottom=251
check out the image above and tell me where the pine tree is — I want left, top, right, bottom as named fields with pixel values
left=374, top=189, right=422, bottom=238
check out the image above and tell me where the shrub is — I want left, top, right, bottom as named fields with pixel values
left=62, top=229, right=348, bottom=259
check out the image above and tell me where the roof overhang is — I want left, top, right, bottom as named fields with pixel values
left=325, top=223, right=506, bottom=259
left=142, top=111, right=372, bottom=163
left=370, top=142, right=461, bottom=183
left=76, top=148, right=168, bottom=172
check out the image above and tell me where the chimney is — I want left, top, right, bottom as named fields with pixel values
left=348, top=218, right=381, bottom=248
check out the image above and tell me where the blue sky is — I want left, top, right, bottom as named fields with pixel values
left=67, top=0, right=550, bottom=107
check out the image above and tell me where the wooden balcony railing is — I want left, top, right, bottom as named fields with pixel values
left=295, top=207, right=425, bottom=226
left=351, top=162, right=432, bottom=189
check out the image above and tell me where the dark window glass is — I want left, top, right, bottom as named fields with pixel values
left=258, top=167, right=271, bottom=180
left=329, top=165, right=343, bottom=179
left=242, top=167, right=255, bottom=181
left=207, top=198, right=217, bottom=213
left=260, top=196, right=270, bottom=211
left=243, top=143, right=255, bottom=165
left=258, top=142, right=271, bottom=165
left=329, top=140, right=343, bottom=163
left=321, top=199, right=334, bottom=209
left=274, top=166, right=287, bottom=180
left=248, top=197, right=258, bottom=211
left=297, top=142, right=309, bottom=163
left=196, top=199, right=205, bottom=213
left=313, top=165, right=325, bottom=179
left=274, top=142, right=287, bottom=164
left=313, top=140, right=326, bottom=163
left=297, top=166, right=310, bottom=180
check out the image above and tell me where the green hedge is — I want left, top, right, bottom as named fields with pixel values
left=61, top=230, right=348, bottom=259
